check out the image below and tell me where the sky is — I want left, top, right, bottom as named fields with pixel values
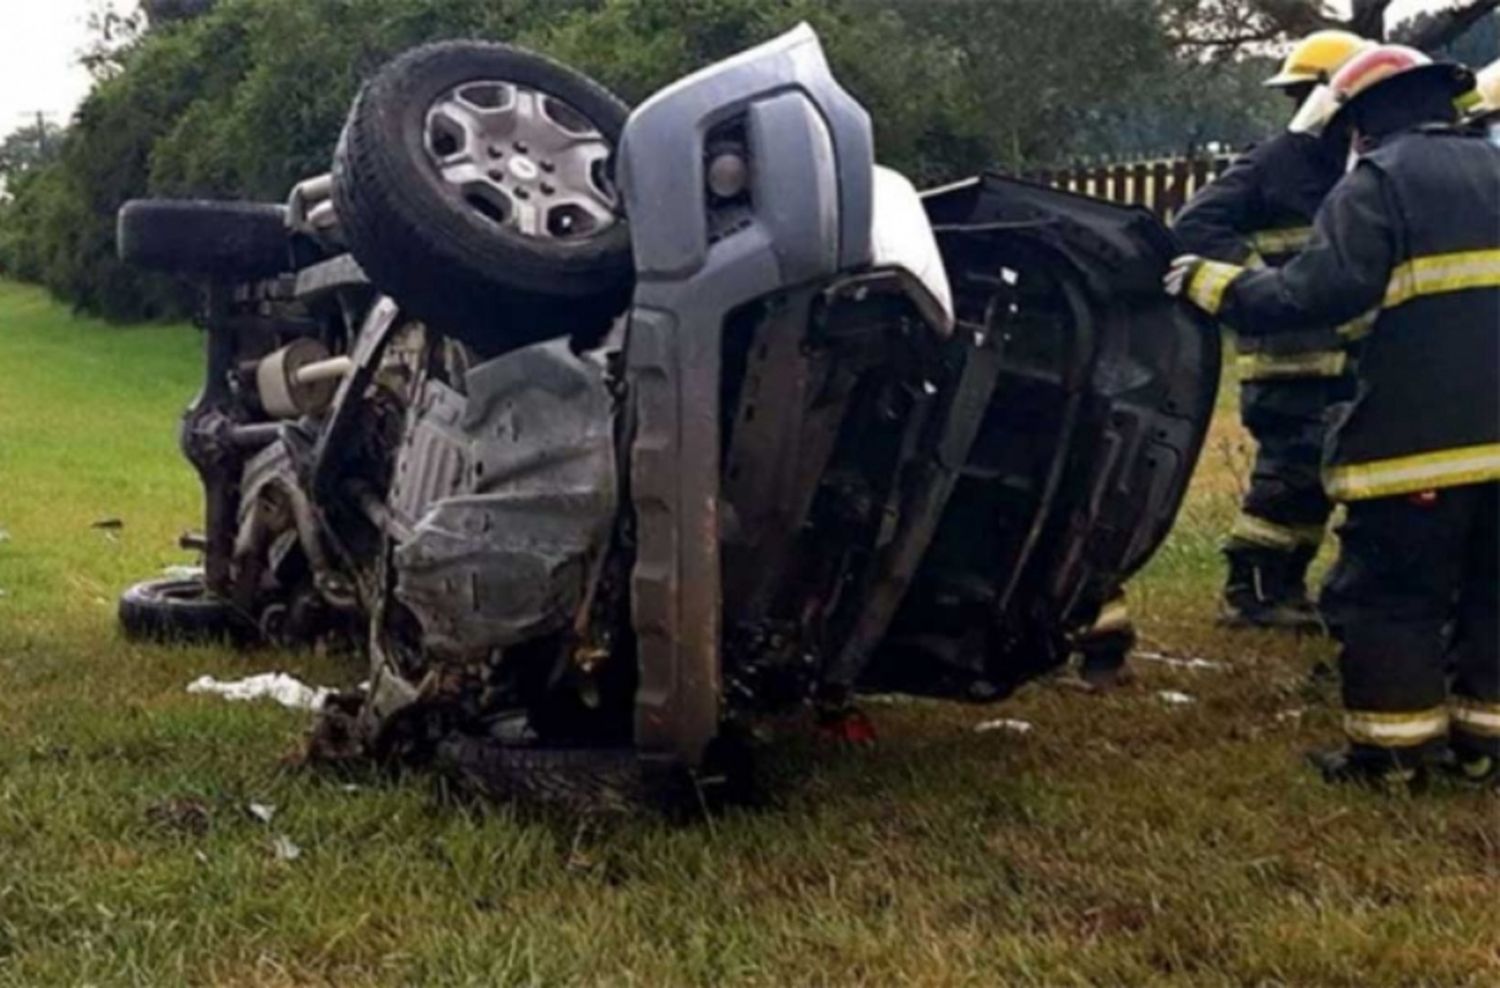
left=0, top=0, right=141, bottom=134
left=0, top=0, right=1470, bottom=138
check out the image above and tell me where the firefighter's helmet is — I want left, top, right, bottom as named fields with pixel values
left=1264, top=30, right=1373, bottom=89
left=1329, top=45, right=1473, bottom=112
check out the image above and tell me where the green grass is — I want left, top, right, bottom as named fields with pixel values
left=0, top=279, right=1494, bottom=986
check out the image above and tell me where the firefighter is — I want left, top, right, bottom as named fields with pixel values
left=1173, top=30, right=1371, bottom=631
left=1166, top=46, right=1500, bottom=789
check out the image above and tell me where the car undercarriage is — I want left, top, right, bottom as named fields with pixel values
left=116, top=25, right=1217, bottom=809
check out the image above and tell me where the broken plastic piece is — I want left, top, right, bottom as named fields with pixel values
left=187, top=673, right=333, bottom=712
left=817, top=707, right=878, bottom=744
left=973, top=718, right=1034, bottom=735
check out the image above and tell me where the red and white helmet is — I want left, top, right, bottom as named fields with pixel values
left=1329, top=44, right=1472, bottom=113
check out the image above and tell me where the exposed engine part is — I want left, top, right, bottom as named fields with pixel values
left=287, top=173, right=340, bottom=240
left=255, top=339, right=351, bottom=418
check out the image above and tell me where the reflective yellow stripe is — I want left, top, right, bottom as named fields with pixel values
left=1452, top=698, right=1500, bottom=738
left=1249, top=226, right=1314, bottom=257
left=1383, top=249, right=1500, bottom=310
left=1325, top=443, right=1500, bottom=501
left=1236, top=349, right=1347, bottom=380
left=1091, top=600, right=1131, bottom=634
left=1229, top=514, right=1324, bottom=551
left=1344, top=707, right=1449, bottom=748
left=1187, top=260, right=1244, bottom=316
left=1455, top=89, right=1483, bottom=114
left=1336, top=308, right=1378, bottom=341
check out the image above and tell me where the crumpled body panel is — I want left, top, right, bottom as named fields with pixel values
left=391, top=339, right=617, bottom=660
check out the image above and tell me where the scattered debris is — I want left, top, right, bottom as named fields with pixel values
left=817, top=707, right=878, bottom=745
left=247, top=802, right=277, bottom=824
left=271, top=835, right=302, bottom=862
left=162, top=564, right=205, bottom=581
left=1276, top=708, right=1306, bottom=724
left=186, top=673, right=333, bottom=712
left=90, top=517, right=124, bottom=531
left=145, top=797, right=212, bottom=837
left=1157, top=690, right=1195, bottom=706
left=0, top=528, right=10, bottom=544
left=974, top=717, right=1035, bottom=736
left=861, top=693, right=919, bottom=706
left=1133, top=650, right=1229, bottom=672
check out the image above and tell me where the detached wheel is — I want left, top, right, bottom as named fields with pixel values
left=117, top=200, right=292, bottom=279
left=333, top=41, right=633, bottom=351
left=118, top=577, right=253, bottom=645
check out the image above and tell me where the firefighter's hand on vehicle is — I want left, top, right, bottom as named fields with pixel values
left=1163, top=254, right=1203, bottom=298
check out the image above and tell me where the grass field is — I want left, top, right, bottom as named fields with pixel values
left=0, top=278, right=1495, bottom=986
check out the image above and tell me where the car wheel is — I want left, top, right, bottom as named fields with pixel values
left=117, top=200, right=292, bottom=279
left=434, top=740, right=684, bottom=814
left=332, top=41, right=634, bottom=352
left=118, top=577, right=255, bottom=645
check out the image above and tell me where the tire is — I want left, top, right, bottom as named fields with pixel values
left=332, top=41, right=634, bottom=351
left=118, top=577, right=254, bottom=645
left=435, top=739, right=693, bottom=815
left=117, top=200, right=292, bottom=279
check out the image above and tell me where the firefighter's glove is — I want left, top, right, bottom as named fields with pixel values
left=1164, top=254, right=1243, bottom=318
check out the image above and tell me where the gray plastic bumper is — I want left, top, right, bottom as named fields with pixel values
left=616, top=24, right=874, bottom=768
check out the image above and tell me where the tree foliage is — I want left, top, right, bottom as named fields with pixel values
left=1165, top=0, right=1499, bottom=49
left=1, top=0, right=1493, bottom=320
left=0, top=120, right=65, bottom=180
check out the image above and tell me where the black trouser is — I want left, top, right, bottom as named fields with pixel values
left=1230, top=376, right=1351, bottom=555
left=1076, top=588, right=1134, bottom=680
left=1321, top=482, right=1500, bottom=764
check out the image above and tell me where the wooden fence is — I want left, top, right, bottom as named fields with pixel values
left=1023, top=153, right=1237, bottom=223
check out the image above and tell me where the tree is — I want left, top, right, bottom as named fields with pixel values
left=143, top=0, right=219, bottom=22
left=0, top=119, right=65, bottom=180
left=1165, top=0, right=1499, bottom=51
left=11, top=0, right=1435, bottom=320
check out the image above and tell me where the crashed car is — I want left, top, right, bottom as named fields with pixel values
left=118, top=26, right=1217, bottom=806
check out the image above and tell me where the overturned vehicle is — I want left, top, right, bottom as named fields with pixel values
left=118, top=26, right=1217, bottom=805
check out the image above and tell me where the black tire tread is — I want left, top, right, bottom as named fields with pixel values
left=436, top=740, right=690, bottom=814
left=117, top=200, right=291, bottom=279
left=118, top=577, right=253, bottom=645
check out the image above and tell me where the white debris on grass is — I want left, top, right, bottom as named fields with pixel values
left=861, top=693, right=919, bottom=706
left=1157, top=690, right=1195, bottom=706
left=1133, top=650, right=1229, bottom=672
left=0, top=528, right=10, bottom=544
left=162, top=565, right=205, bottom=581
left=1276, top=708, right=1306, bottom=724
left=973, top=718, right=1035, bottom=736
left=247, top=803, right=276, bottom=824
left=271, top=835, right=302, bottom=862
left=187, top=673, right=333, bottom=712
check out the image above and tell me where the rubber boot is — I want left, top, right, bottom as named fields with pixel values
left=1074, top=593, right=1135, bottom=689
left=1307, top=746, right=1426, bottom=793
left=1439, top=740, right=1500, bottom=790
left=1220, top=548, right=1322, bottom=632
